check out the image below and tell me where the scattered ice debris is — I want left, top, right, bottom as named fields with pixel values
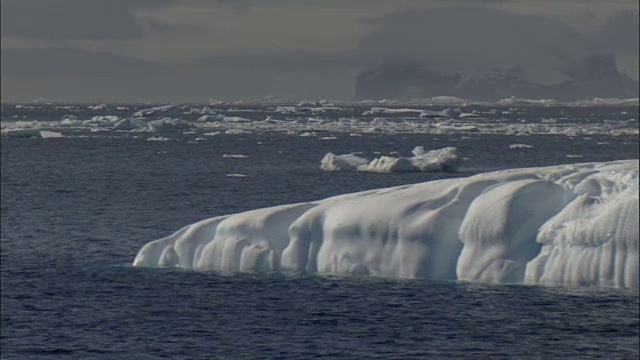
left=3, top=100, right=638, bottom=139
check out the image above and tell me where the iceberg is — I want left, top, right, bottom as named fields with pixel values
left=133, top=160, right=639, bottom=288
left=319, top=153, right=370, bottom=171
left=320, top=147, right=461, bottom=173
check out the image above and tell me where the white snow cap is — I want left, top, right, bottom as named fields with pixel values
left=133, top=159, right=639, bottom=288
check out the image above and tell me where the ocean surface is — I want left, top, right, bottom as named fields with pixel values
left=1, top=103, right=639, bottom=359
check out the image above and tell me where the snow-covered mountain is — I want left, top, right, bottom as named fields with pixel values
left=355, top=55, right=639, bottom=101
left=353, top=7, right=639, bottom=101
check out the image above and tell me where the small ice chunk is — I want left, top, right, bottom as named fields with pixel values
left=320, top=153, right=370, bottom=171
left=510, top=144, right=534, bottom=149
left=40, top=131, right=64, bottom=138
left=147, top=136, right=172, bottom=141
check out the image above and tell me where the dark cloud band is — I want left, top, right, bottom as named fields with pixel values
left=0, top=0, right=176, bottom=40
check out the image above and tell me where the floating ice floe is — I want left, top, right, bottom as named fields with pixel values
left=39, top=131, right=64, bottom=138
left=87, top=104, right=108, bottom=110
left=146, top=136, right=172, bottom=141
left=320, top=153, right=370, bottom=171
left=320, top=146, right=461, bottom=173
left=510, top=144, right=535, bottom=149
left=133, top=160, right=639, bottom=288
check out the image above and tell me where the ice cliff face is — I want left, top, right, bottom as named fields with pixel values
left=133, top=160, right=639, bottom=289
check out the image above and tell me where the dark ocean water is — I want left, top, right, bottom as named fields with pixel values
left=1, top=105, right=639, bottom=359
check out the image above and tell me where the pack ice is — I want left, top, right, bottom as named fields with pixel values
left=133, top=160, right=639, bottom=288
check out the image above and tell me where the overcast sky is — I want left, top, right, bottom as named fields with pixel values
left=1, top=0, right=638, bottom=103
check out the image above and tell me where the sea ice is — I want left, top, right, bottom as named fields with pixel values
left=133, top=160, right=639, bottom=288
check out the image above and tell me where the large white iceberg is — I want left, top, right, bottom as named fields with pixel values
left=133, top=160, right=639, bottom=288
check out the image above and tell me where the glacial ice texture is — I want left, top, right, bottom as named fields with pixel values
left=133, top=160, right=639, bottom=288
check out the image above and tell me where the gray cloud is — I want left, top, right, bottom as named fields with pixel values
left=352, top=7, right=593, bottom=74
left=144, top=18, right=203, bottom=37
left=595, top=10, right=639, bottom=55
left=0, top=0, right=176, bottom=40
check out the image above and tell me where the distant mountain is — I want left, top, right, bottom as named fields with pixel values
left=356, top=54, right=639, bottom=101
left=353, top=7, right=640, bottom=101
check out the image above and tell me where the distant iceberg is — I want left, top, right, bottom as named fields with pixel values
left=133, top=159, right=639, bottom=288
left=320, top=146, right=461, bottom=173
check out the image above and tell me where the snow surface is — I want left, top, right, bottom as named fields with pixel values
left=133, top=160, right=639, bottom=288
